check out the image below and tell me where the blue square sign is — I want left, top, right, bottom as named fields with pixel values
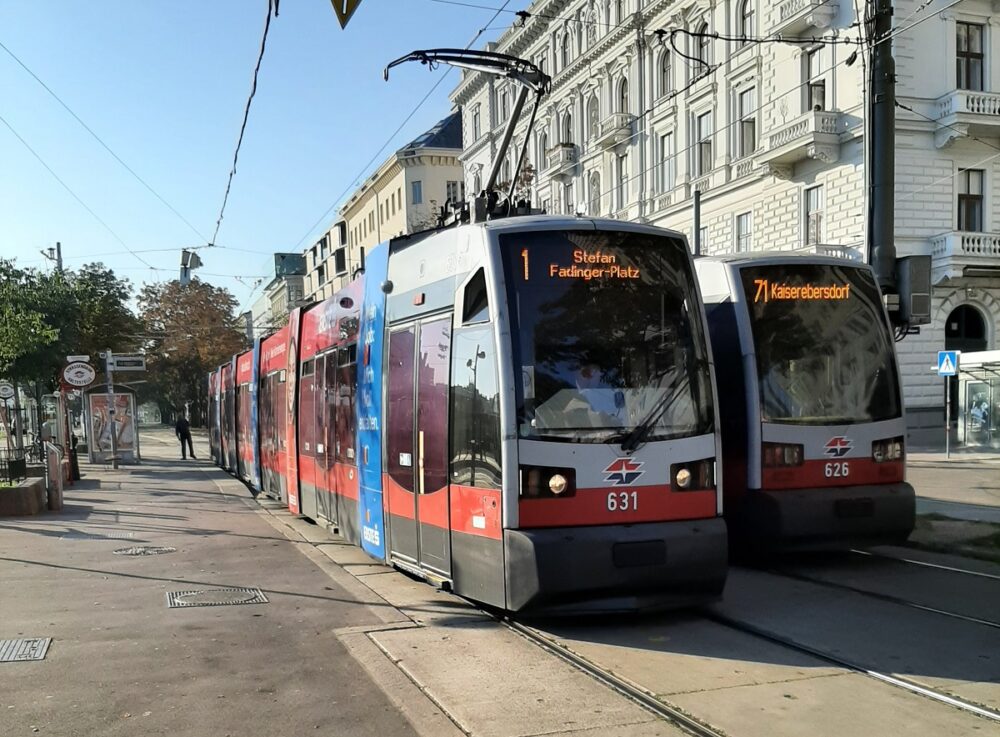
left=937, top=350, right=960, bottom=376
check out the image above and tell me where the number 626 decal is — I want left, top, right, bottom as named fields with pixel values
left=824, top=461, right=850, bottom=478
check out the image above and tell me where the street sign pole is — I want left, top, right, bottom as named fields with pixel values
left=105, top=348, right=118, bottom=470
left=945, top=375, right=951, bottom=459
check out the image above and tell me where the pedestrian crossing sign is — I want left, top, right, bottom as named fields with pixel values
left=937, top=350, right=960, bottom=376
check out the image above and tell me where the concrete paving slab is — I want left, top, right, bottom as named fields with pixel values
left=370, top=624, right=673, bottom=737
left=359, top=564, right=493, bottom=626
left=0, top=441, right=419, bottom=737
left=712, top=568, right=1000, bottom=709
left=539, top=614, right=841, bottom=696
left=670, top=671, right=989, bottom=737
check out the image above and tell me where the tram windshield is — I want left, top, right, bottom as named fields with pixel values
left=740, top=263, right=901, bottom=425
left=500, top=229, right=714, bottom=443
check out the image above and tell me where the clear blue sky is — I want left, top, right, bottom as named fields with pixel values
left=0, top=0, right=524, bottom=313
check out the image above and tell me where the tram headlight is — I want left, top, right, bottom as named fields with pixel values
left=519, top=465, right=576, bottom=498
left=872, top=436, right=904, bottom=463
left=670, top=459, right=715, bottom=492
left=762, top=442, right=804, bottom=468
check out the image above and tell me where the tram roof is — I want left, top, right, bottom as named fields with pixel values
left=696, top=249, right=869, bottom=268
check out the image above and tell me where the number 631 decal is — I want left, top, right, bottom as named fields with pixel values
left=607, top=491, right=638, bottom=512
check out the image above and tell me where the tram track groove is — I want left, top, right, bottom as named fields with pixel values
left=702, top=610, right=1000, bottom=724
left=851, top=548, right=1000, bottom=581
left=764, top=567, right=1000, bottom=630
left=503, top=619, right=731, bottom=737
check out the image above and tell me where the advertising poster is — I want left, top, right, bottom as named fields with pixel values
left=88, top=393, right=138, bottom=463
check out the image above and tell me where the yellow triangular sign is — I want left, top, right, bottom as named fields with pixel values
left=330, top=0, right=363, bottom=28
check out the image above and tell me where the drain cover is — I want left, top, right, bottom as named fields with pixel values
left=62, top=531, right=135, bottom=540
left=0, top=638, right=51, bottom=663
left=166, top=587, right=268, bottom=608
left=113, top=546, right=176, bottom=556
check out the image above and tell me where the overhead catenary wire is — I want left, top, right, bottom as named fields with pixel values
left=0, top=111, right=155, bottom=270
left=242, top=0, right=517, bottom=319
left=209, top=0, right=279, bottom=249
left=0, top=39, right=209, bottom=244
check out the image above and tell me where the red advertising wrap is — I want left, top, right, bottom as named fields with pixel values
left=285, top=307, right=302, bottom=514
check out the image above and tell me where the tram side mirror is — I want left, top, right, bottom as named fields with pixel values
left=381, top=280, right=394, bottom=294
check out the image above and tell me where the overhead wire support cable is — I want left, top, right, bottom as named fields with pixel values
left=209, top=0, right=279, bottom=249
left=0, top=111, right=154, bottom=270
left=0, top=38, right=208, bottom=244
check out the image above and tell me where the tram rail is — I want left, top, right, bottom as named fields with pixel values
left=702, top=611, right=1000, bottom=724
left=851, top=548, right=1000, bottom=581
left=503, top=619, right=730, bottom=737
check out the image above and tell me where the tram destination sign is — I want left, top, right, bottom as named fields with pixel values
left=110, top=354, right=146, bottom=372
left=752, top=278, right=851, bottom=303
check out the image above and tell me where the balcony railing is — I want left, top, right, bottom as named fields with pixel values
left=544, top=142, right=578, bottom=179
left=594, top=113, right=635, bottom=150
left=757, top=110, right=841, bottom=166
left=795, top=243, right=863, bottom=262
left=935, top=89, right=1000, bottom=146
left=774, top=0, right=838, bottom=36
left=930, top=231, right=1000, bottom=281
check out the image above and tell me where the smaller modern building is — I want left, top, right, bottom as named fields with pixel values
left=243, top=253, right=307, bottom=340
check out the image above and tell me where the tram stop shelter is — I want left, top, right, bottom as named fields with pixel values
left=84, top=384, right=141, bottom=464
left=956, top=350, right=1000, bottom=449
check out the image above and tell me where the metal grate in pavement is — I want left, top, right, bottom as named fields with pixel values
left=61, top=531, right=135, bottom=540
left=166, top=587, right=269, bottom=608
left=0, top=638, right=51, bottom=663
left=113, top=546, right=176, bottom=556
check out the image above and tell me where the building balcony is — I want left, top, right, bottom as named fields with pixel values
left=934, top=89, right=1000, bottom=147
left=544, top=142, right=578, bottom=180
left=929, top=231, right=1000, bottom=282
left=794, top=243, right=863, bottom=261
left=773, top=0, right=838, bottom=37
left=593, top=113, right=635, bottom=150
left=756, top=110, right=841, bottom=171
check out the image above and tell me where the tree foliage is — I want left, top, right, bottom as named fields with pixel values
left=0, top=260, right=137, bottom=386
left=137, top=278, right=247, bottom=423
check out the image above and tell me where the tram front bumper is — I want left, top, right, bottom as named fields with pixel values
left=504, top=518, right=728, bottom=614
left=733, top=482, right=916, bottom=552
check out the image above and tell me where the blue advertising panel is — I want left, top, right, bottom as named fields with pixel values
left=250, top=338, right=262, bottom=491
left=357, top=244, right=389, bottom=561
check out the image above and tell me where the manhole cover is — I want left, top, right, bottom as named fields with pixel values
left=113, top=546, right=176, bottom=556
left=61, top=531, right=135, bottom=540
left=0, top=638, right=51, bottom=663
left=166, top=587, right=268, bottom=608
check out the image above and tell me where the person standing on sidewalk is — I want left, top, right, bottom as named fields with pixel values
left=175, top=416, right=196, bottom=459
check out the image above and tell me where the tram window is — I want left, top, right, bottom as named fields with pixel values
left=387, top=328, right=417, bottom=490
left=450, top=325, right=502, bottom=489
left=462, top=268, right=490, bottom=324
left=302, top=359, right=314, bottom=377
left=336, top=348, right=357, bottom=464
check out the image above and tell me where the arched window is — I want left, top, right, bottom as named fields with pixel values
left=502, top=158, right=511, bottom=186
left=562, top=112, right=573, bottom=144
left=588, top=171, right=601, bottom=215
left=618, top=77, right=629, bottom=113
left=539, top=132, right=549, bottom=169
left=616, top=0, right=625, bottom=23
left=696, top=22, right=711, bottom=67
left=659, top=52, right=672, bottom=97
left=739, top=1, right=755, bottom=45
left=586, top=13, right=597, bottom=48
left=587, top=95, right=600, bottom=138
left=473, top=171, right=482, bottom=195
left=561, top=33, right=571, bottom=69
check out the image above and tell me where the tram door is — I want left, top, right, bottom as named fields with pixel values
left=386, top=316, right=452, bottom=577
left=318, top=353, right=338, bottom=526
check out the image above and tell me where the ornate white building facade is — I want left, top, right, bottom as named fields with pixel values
left=451, top=0, right=1000, bottom=441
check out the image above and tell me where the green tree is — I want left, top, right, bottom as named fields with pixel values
left=138, top=278, right=247, bottom=425
left=71, top=263, right=141, bottom=360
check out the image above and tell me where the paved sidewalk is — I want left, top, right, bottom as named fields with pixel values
left=0, top=433, right=418, bottom=737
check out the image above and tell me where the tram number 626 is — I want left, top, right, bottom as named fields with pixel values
left=607, top=491, right=638, bottom=512
left=824, top=461, right=850, bottom=478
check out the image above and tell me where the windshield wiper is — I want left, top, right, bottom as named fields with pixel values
left=619, top=365, right=702, bottom=452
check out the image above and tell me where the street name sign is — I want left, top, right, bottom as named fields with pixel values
left=62, top=362, right=96, bottom=388
left=111, top=355, right=146, bottom=372
left=937, top=350, right=960, bottom=377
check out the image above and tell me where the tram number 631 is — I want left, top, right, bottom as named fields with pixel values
left=607, top=491, right=639, bottom=512
left=824, top=461, right=850, bottom=479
